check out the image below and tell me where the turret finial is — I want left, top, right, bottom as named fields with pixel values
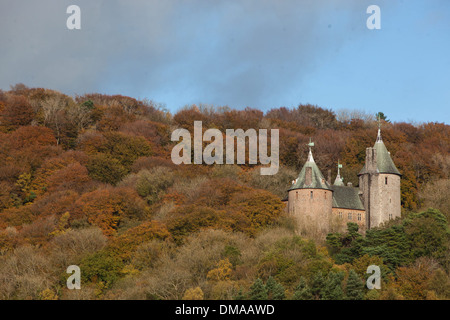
left=376, top=114, right=382, bottom=143
left=333, top=160, right=344, bottom=186
left=307, top=138, right=315, bottom=162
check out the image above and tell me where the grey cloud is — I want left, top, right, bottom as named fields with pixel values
left=0, top=0, right=393, bottom=111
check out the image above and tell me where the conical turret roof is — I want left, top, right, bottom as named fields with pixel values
left=289, top=148, right=332, bottom=191
left=358, top=129, right=401, bottom=176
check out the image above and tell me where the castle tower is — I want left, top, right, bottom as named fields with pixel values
left=288, top=141, right=333, bottom=235
left=358, top=128, right=401, bottom=229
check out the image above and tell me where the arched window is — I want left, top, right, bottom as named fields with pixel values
left=310, top=191, right=313, bottom=199
left=385, top=177, right=388, bottom=185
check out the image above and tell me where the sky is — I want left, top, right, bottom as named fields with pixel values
left=0, top=0, right=449, bottom=124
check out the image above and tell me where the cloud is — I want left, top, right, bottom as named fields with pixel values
left=0, top=0, right=392, bottom=111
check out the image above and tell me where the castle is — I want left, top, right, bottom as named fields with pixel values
left=284, top=128, right=401, bottom=235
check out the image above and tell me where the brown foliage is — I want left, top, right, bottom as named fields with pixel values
left=72, top=187, right=146, bottom=236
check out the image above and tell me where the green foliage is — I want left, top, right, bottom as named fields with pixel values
left=322, top=271, right=344, bottom=300
left=328, top=209, right=449, bottom=271
left=309, top=271, right=325, bottom=300
left=376, top=111, right=390, bottom=123
left=403, top=208, right=450, bottom=263
left=248, top=278, right=268, bottom=300
left=79, top=250, right=124, bottom=287
left=265, top=276, right=286, bottom=300
left=345, top=269, right=365, bottom=300
left=292, top=277, right=313, bottom=300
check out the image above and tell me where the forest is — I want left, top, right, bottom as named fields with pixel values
left=0, top=83, right=448, bottom=300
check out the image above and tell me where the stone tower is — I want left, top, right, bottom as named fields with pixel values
left=358, top=128, right=401, bottom=228
left=288, top=145, right=333, bottom=235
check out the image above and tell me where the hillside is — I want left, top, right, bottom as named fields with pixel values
left=0, top=84, right=449, bottom=300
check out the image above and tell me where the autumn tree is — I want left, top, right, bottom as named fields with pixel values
left=0, top=95, right=34, bottom=129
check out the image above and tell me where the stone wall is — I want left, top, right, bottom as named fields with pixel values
left=331, top=207, right=366, bottom=233
left=288, top=188, right=333, bottom=237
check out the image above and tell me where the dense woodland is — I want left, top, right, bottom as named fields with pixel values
left=0, top=83, right=448, bottom=300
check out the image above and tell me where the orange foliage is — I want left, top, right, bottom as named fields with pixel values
left=108, top=221, right=172, bottom=260
left=72, top=187, right=146, bottom=236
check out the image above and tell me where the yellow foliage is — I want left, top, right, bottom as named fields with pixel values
left=207, top=258, right=233, bottom=282
left=122, top=264, right=140, bottom=277
left=39, top=288, right=58, bottom=300
left=182, top=287, right=204, bottom=300
left=49, top=212, right=71, bottom=237
left=16, top=172, right=32, bottom=194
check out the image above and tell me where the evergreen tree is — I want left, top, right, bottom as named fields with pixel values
left=266, top=276, right=285, bottom=300
left=233, top=287, right=246, bottom=300
left=292, top=277, right=313, bottom=300
left=310, top=271, right=325, bottom=299
left=322, top=271, right=344, bottom=300
left=345, top=269, right=365, bottom=300
left=248, top=278, right=268, bottom=300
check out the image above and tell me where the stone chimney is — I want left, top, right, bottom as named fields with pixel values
left=305, top=167, right=312, bottom=186
left=365, top=147, right=377, bottom=173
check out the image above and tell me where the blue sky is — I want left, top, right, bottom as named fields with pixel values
left=0, top=0, right=449, bottom=123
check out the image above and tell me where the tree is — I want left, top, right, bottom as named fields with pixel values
left=292, top=277, right=313, bottom=300
left=376, top=111, right=390, bottom=123
left=207, top=259, right=233, bottom=282
left=182, top=287, right=204, bottom=300
left=0, top=95, right=34, bottom=129
left=79, top=250, right=124, bottom=288
left=322, top=271, right=344, bottom=300
left=86, top=153, right=128, bottom=185
left=265, top=276, right=285, bottom=300
left=310, top=271, right=325, bottom=299
left=345, top=269, right=365, bottom=300
left=248, top=278, right=268, bottom=300
left=72, top=187, right=146, bottom=236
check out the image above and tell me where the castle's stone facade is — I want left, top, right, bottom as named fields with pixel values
left=285, top=129, right=401, bottom=235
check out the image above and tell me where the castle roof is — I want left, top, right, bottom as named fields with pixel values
left=331, top=185, right=365, bottom=210
left=358, top=129, right=401, bottom=176
left=289, top=149, right=332, bottom=191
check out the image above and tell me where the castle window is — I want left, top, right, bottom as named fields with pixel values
left=348, top=212, right=352, bottom=220
left=296, top=191, right=298, bottom=200
left=389, top=213, right=393, bottom=220
left=325, top=192, right=327, bottom=199
left=385, top=177, right=388, bottom=185
left=357, top=213, right=362, bottom=221
left=339, top=212, right=343, bottom=219
left=310, top=191, right=313, bottom=199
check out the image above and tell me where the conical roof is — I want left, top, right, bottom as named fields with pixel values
left=289, top=149, right=332, bottom=191
left=358, top=129, right=401, bottom=176
left=333, top=174, right=344, bottom=186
